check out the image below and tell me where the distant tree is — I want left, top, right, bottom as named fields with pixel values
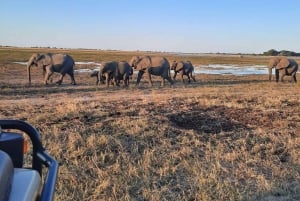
left=263, top=49, right=300, bottom=56
left=263, top=49, right=279, bottom=56
left=279, top=50, right=300, bottom=56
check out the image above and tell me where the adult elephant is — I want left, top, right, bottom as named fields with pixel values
left=96, top=61, right=133, bottom=87
left=268, top=56, right=298, bottom=83
left=27, top=53, right=76, bottom=85
left=171, top=60, right=196, bottom=83
left=129, top=56, right=173, bottom=87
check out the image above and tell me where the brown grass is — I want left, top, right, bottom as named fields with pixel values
left=0, top=47, right=299, bottom=201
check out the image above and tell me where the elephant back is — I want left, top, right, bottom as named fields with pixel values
left=174, top=61, right=192, bottom=72
left=174, top=61, right=185, bottom=71
left=182, top=61, right=193, bottom=72
left=117, top=61, right=131, bottom=75
left=49, top=54, right=67, bottom=66
left=101, top=61, right=118, bottom=73
left=287, top=59, right=298, bottom=69
left=148, top=56, right=170, bottom=68
left=187, top=61, right=194, bottom=71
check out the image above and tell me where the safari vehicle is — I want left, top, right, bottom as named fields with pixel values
left=0, top=120, right=58, bottom=201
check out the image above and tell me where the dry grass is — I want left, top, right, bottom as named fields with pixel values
left=0, top=47, right=300, bottom=201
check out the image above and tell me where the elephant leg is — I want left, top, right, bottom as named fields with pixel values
left=124, top=75, right=129, bottom=87
left=275, top=69, right=279, bottom=82
left=191, top=73, right=196, bottom=82
left=126, top=75, right=130, bottom=86
left=186, top=74, right=191, bottom=83
left=136, top=71, right=144, bottom=86
left=173, top=72, right=177, bottom=80
left=44, top=71, right=54, bottom=85
left=161, top=78, right=165, bottom=86
left=292, top=73, right=297, bottom=83
left=279, top=71, right=285, bottom=82
left=114, top=72, right=120, bottom=86
left=43, top=66, right=53, bottom=83
left=56, top=73, right=66, bottom=85
left=123, top=78, right=127, bottom=87
left=114, top=77, right=120, bottom=87
left=42, top=66, right=46, bottom=79
left=181, top=73, right=184, bottom=83
left=147, top=73, right=153, bottom=87
left=110, top=78, right=115, bottom=86
left=105, top=74, right=110, bottom=87
left=99, top=75, right=105, bottom=84
left=168, top=77, right=174, bottom=85
left=68, top=72, right=76, bottom=85
left=164, top=75, right=174, bottom=85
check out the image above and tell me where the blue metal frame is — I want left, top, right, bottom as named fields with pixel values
left=0, top=120, right=59, bottom=201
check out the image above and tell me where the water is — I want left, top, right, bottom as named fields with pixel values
left=195, top=64, right=268, bottom=75
left=14, top=61, right=101, bottom=74
left=75, top=61, right=101, bottom=66
left=13, top=62, right=28, bottom=65
left=14, top=61, right=268, bottom=75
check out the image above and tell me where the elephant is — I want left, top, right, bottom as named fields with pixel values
left=171, top=60, right=196, bottom=83
left=95, top=61, right=133, bottom=87
left=27, top=53, right=76, bottom=85
left=267, top=56, right=298, bottom=83
left=90, top=70, right=105, bottom=85
left=90, top=71, right=117, bottom=86
left=129, top=56, right=173, bottom=87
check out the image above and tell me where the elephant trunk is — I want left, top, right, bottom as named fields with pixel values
left=27, top=63, right=32, bottom=85
left=98, top=72, right=105, bottom=84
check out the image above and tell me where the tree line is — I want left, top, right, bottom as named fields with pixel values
left=263, top=49, right=300, bottom=56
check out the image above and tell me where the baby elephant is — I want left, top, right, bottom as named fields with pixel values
left=171, top=60, right=196, bottom=83
left=90, top=70, right=104, bottom=85
left=91, top=61, right=133, bottom=87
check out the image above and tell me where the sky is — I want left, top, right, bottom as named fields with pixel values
left=1, top=0, right=300, bottom=54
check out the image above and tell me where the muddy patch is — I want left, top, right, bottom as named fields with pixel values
left=168, top=107, right=249, bottom=134
left=168, top=105, right=292, bottom=134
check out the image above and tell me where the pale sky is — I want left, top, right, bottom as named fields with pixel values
left=1, top=0, right=300, bottom=53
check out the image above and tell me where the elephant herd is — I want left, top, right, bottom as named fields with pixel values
left=27, top=53, right=197, bottom=87
left=26, top=53, right=299, bottom=86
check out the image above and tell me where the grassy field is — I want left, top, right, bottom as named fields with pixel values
left=0, top=47, right=299, bottom=201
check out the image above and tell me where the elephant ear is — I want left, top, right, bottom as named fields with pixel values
left=137, top=56, right=151, bottom=70
left=37, top=54, right=52, bottom=66
left=31, top=53, right=39, bottom=60
left=268, top=57, right=279, bottom=68
left=176, top=62, right=184, bottom=71
left=36, top=54, right=45, bottom=61
left=171, top=60, right=177, bottom=69
left=129, top=56, right=140, bottom=67
left=28, top=53, right=39, bottom=65
left=276, top=57, right=290, bottom=69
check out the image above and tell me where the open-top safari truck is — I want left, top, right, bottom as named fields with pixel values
left=0, top=120, right=58, bottom=201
